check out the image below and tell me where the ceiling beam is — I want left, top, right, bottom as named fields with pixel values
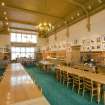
left=6, top=4, right=64, bottom=20
left=10, top=27, right=37, bottom=32
left=0, top=18, right=36, bottom=26
left=9, top=19, right=36, bottom=25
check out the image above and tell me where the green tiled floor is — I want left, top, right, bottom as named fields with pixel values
left=25, top=65, right=104, bottom=105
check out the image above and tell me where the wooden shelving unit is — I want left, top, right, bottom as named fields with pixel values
left=0, top=47, right=10, bottom=60
left=80, top=51, right=105, bottom=65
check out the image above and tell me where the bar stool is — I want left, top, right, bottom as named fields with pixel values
left=82, top=78, right=97, bottom=102
left=72, top=74, right=83, bottom=94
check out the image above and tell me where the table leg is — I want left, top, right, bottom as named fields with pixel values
left=45, top=65, right=48, bottom=72
left=43, top=65, right=46, bottom=71
left=97, top=83, right=101, bottom=104
left=47, top=65, right=50, bottom=72
left=45, top=65, right=47, bottom=72
left=103, top=91, right=105, bottom=105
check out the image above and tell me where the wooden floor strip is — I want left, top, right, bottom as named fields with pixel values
left=11, top=96, right=50, bottom=105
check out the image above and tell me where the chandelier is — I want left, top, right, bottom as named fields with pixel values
left=38, top=22, right=54, bottom=37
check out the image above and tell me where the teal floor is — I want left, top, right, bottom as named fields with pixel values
left=25, top=65, right=103, bottom=105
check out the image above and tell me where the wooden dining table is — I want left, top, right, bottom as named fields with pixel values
left=0, top=63, right=50, bottom=105
left=39, top=60, right=53, bottom=72
left=56, top=65, right=105, bottom=104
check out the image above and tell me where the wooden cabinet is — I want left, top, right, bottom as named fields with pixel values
left=71, top=46, right=81, bottom=64
left=56, top=50, right=66, bottom=59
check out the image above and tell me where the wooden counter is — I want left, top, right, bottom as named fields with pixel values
left=0, top=63, right=43, bottom=105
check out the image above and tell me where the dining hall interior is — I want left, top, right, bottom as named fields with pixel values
left=0, top=0, right=105, bottom=105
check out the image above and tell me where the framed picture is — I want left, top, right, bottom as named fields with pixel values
left=82, top=39, right=90, bottom=46
left=102, top=35, right=105, bottom=42
left=82, top=40, right=85, bottom=44
left=97, top=45, right=101, bottom=49
left=102, top=42, right=105, bottom=50
left=96, top=37, right=101, bottom=43
left=74, top=39, right=78, bottom=45
left=91, top=46, right=95, bottom=50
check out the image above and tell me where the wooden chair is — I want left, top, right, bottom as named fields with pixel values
left=104, top=91, right=105, bottom=105
left=63, top=71, right=68, bottom=85
left=67, top=73, right=73, bottom=88
left=72, top=74, right=83, bottom=94
left=38, top=63, right=43, bottom=70
left=102, top=85, right=105, bottom=105
left=60, top=70, right=64, bottom=83
left=82, top=78, right=97, bottom=102
left=56, top=68, right=60, bottom=81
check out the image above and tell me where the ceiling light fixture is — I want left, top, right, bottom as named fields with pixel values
left=1, top=2, right=5, bottom=6
left=5, top=17, right=8, bottom=20
left=64, top=20, right=68, bottom=24
left=98, top=0, right=102, bottom=3
left=71, top=16, right=74, bottom=20
left=88, top=5, right=92, bottom=10
left=38, top=22, right=54, bottom=33
left=38, top=0, right=55, bottom=37
left=6, top=22, right=8, bottom=25
left=77, top=12, right=80, bottom=16
left=4, top=11, right=7, bottom=15
left=8, top=27, right=10, bottom=31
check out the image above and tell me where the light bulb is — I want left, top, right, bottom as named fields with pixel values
left=98, top=0, right=102, bottom=3
left=8, top=28, right=10, bottom=31
left=1, top=2, right=5, bottom=6
left=77, top=12, right=80, bottom=16
left=4, top=11, right=7, bottom=15
left=5, top=17, right=8, bottom=20
left=88, top=5, right=92, bottom=10
left=39, top=23, right=41, bottom=27
left=6, top=22, right=8, bottom=25
left=49, top=23, right=51, bottom=27
left=44, top=22, right=47, bottom=26
left=71, top=16, right=74, bottom=20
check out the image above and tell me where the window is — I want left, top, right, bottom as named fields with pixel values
left=10, top=33, right=37, bottom=43
left=10, top=32, right=37, bottom=60
left=11, top=47, right=36, bottom=60
left=11, top=33, right=17, bottom=42
left=17, top=33, right=21, bottom=42
left=22, top=34, right=27, bottom=42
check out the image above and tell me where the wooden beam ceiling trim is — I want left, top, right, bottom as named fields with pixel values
left=49, top=3, right=105, bottom=37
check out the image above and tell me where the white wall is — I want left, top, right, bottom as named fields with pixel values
left=48, top=9, right=105, bottom=47
left=0, top=34, right=10, bottom=47
left=37, top=37, right=48, bottom=51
